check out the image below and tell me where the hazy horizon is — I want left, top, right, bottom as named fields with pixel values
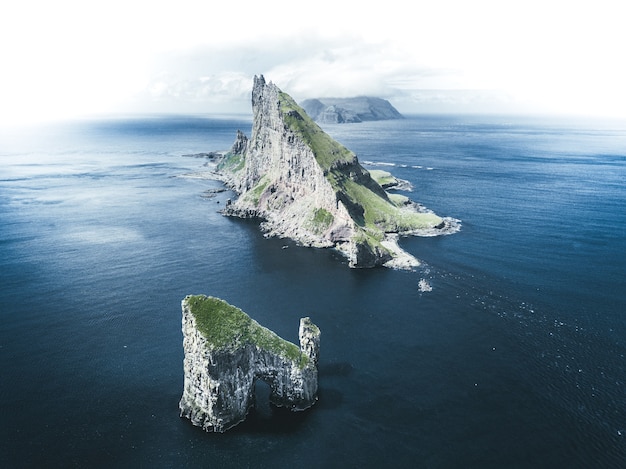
left=2, top=0, right=625, bottom=124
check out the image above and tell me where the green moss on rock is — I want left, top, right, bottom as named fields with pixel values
left=186, top=295, right=308, bottom=367
left=369, top=169, right=398, bottom=188
left=245, top=175, right=270, bottom=205
left=279, top=91, right=355, bottom=171
left=387, top=193, right=410, bottom=207
left=340, top=178, right=443, bottom=232
left=217, top=151, right=245, bottom=173
left=309, top=208, right=334, bottom=233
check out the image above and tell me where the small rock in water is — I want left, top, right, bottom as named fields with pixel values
left=418, top=279, right=432, bottom=292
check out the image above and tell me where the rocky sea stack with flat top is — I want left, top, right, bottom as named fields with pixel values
left=179, top=295, right=320, bottom=432
left=217, top=75, right=457, bottom=269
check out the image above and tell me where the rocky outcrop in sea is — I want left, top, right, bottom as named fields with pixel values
left=216, top=75, right=457, bottom=269
left=179, top=295, right=320, bottom=432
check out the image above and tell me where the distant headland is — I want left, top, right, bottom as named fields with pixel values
left=300, top=96, right=403, bottom=124
left=212, top=75, right=458, bottom=269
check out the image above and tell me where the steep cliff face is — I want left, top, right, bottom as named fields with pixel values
left=218, top=75, right=452, bottom=268
left=179, top=295, right=320, bottom=432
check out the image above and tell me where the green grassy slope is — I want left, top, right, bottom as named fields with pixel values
left=186, top=295, right=308, bottom=368
left=279, top=92, right=443, bottom=237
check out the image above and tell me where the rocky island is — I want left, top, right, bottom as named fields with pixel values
left=300, top=96, right=403, bottom=124
left=215, top=75, right=456, bottom=269
left=179, top=295, right=320, bottom=432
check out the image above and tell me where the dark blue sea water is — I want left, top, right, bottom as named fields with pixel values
left=1, top=114, right=625, bottom=468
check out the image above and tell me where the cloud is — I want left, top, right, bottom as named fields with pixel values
left=146, top=71, right=251, bottom=106
left=2, top=0, right=626, bottom=122
left=134, top=37, right=470, bottom=113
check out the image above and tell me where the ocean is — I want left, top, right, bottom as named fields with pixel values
left=1, top=114, right=625, bottom=468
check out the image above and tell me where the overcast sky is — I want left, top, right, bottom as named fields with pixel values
left=2, top=0, right=625, bottom=124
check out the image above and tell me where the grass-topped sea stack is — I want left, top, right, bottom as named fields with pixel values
left=179, top=295, right=320, bottom=432
left=217, top=75, right=454, bottom=269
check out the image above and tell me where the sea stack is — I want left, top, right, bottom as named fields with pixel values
left=179, top=295, right=320, bottom=432
left=217, top=75, right=451, bottom=269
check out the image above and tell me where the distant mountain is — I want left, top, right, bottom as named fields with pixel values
left=300, top=97, right=403, bottom=124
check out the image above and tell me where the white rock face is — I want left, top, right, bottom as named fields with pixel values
left=179, top=296, right=320, bottom=432
left=224, top=76, right=357, bottom=250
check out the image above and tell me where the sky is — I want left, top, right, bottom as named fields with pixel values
left=2, top=0, right=626, bottom=124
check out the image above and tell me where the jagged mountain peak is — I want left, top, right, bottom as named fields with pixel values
left=217, top=76, right=450, bottom=269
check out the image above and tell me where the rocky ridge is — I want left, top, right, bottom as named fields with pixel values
left=179, top=295, right=320, bottom=432
left=217, top=75, right=456, bottom=269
